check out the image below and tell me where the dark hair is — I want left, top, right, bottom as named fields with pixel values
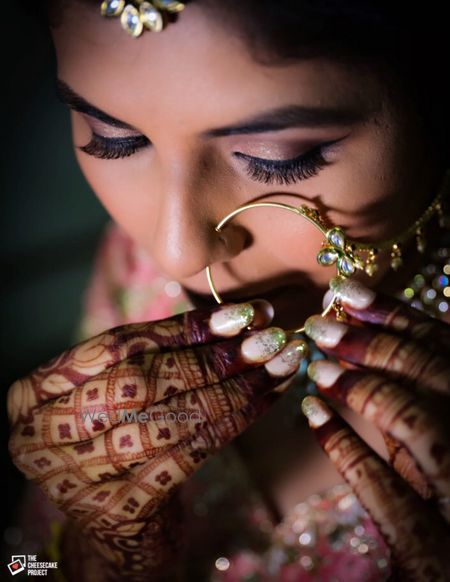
left=40, top=1, right=450, bottom=165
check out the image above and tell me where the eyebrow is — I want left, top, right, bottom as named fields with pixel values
left=56, top=78, right=368, bottom=137
left=56, top=79, right=137, bottom=130
left=203, top=104, right=368, bottom=137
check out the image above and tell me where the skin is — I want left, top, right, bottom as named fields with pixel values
left=7, top=2, right=450, bottom=580
left=8, top=303, right=300, bottom=580
left=302, top=282, right=450, bottom=580
left=50, top=3, right=444, bottom=330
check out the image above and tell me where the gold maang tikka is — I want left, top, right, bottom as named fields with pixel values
left=100, top=0, right=186, bottom=37
left=205, top=168, right=450, bottom=337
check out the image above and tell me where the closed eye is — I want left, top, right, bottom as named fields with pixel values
left=234, top=138, right=341, bottom=185
left=78, top=133, right=151, bottom=160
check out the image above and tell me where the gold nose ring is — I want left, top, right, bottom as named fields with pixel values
left=205, top=201, right=364, bottom=337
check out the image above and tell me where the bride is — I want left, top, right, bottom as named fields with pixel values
left=8, top=1, right=450, bottom=580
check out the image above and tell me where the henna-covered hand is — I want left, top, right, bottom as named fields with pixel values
left=8, top=301, right=307, bottom=581
left=302, top=277, right=450, bottom=582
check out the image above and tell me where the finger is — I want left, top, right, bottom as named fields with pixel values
left=330, top=276, right=450, bottom=352
left=112, top=298, right=274, bottom=348
left=60, top=485, right=186, bottom=578
left=301, top=396, right=450, bottom=581
left=125, top=390, right=279, bottom=501
left=44, top=393, right=279, bottom=527
left=304, top=315, right=450, bottom=395
left=58, top=390, right=274, bottom=579
left=20, top=327, right=294, bottom=447
left=382, top=431, right=434, bottom=500
left=11, top=341, right=306, bottom=482
left=7, top=300, right=273, bottom=426
left=307, top=361, right=450, bottom=501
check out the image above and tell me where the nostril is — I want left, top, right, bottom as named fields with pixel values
left=242, top=229, right=253, bottom=250
left=216, top=223, right=251, bottom=255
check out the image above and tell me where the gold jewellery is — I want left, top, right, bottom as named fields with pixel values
left=100, top=0, right=185, bottom=37
left=205, top=168, right=450, bottom=336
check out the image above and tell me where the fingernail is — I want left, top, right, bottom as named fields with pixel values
left=209, top=303, right=255, bottom=337
left=304, top=315, right=348, bottom=348
left=301, top=395, right=333, bottom=428
left=322, top=288, right=334, bottom=310
left=241, top=327, right=286, bottom=363
left=330, top=276, right=376, bottom=309
left=307, top=360, right=344, bottom=387
left=265, top=339, right=308, bottom=377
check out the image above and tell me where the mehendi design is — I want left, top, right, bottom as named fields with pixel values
left=303, top=396, right=450, bottom=581
left=318, top=325, right=450, bottom=395
left=316, top=368, right=450, bottom=500
left=7, top=303, right=292, bottom=580
left=343, top=292, right=450, bottom=352
left=7, top=304, right=254, bottom=429
left=304, top=279, right=450, bottom=579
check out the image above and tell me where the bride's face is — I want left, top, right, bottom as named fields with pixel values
left=51, top=2, right=439, bottom=327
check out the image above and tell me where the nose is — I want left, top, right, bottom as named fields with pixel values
left=149, top=166, right=248, bottom=281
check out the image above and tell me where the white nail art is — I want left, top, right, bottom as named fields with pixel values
left=331, top=277, right=376, bottom=309
left=307, top=360, right=344, bottom=387
left=304, top=315, right=348, bottom=347
left=241, top=327, right=286, bottom=363
left=322, top=288, right=334, bottom=310
left=209, top=303, right=254, bottom=336
left=265, top=340, right=307, bottom=377
left=301, top=396, right=333, bottom=428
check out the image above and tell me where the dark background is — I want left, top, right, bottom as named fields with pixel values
left=1, top=3, right=109, bottom=558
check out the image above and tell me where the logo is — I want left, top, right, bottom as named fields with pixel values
left=7, top=556, right=26, bottom=576
left=6, top=554, right=59, bottom=577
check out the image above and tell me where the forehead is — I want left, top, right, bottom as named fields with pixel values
left=51, top=3, right=376, bottom=132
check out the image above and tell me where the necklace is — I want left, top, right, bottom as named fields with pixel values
left=282, top=204, right=450, bottom=425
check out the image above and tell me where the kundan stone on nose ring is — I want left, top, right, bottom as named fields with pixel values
left=205, top=200, right=358, bottom=337
left=205, top=169, right=450, bottom=336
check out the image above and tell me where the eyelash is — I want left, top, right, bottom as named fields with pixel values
left=234, top=142, right=335, bottom=186
left=79, top=133, right=150, bottom=160
left=80, top=132, right=334, bottom=185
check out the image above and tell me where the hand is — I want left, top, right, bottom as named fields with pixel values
left=8, top=301, right=307, bottom=581
left=302, top=277, right=450, bottom=582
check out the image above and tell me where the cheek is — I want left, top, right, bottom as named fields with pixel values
left=70, top=112, right=160, bottom=244
left=238, top=128, right=398, bottom=285
left=75, top=151, right=160, bottom=245
left=249, top=210, right=335, bottom=286
left=317, top=121, right=414, bottom=240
